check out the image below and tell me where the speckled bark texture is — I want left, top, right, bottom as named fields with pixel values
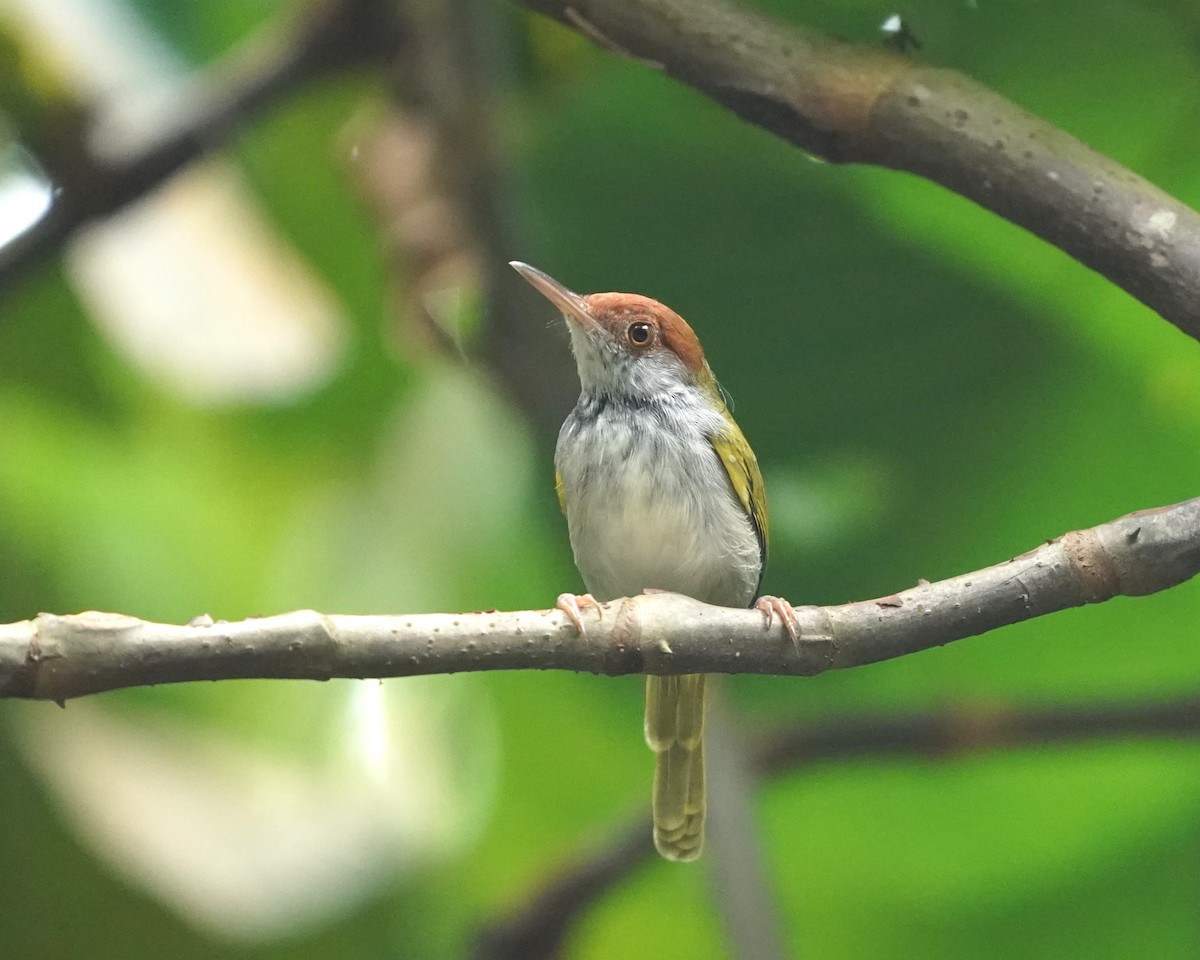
left=519, top=0, right=1200, bottom=343
left=2, top=498, right=1197, bottom=701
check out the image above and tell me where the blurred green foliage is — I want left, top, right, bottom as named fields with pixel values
left=1, top=0, right=1200, bottom=958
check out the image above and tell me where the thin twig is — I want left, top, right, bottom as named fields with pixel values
left=471, top=818, right=652, bottom=960
left=1, top=497, right=1197, bottom=702
left=0, top=0, right=402, bottom=289
left=470, top=692, right=1200, bottom=960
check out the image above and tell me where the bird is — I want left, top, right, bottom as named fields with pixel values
left=510, top=261, right=797, bottom=861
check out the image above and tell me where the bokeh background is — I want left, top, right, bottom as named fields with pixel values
left=2, top=0, right=1200, bottom=957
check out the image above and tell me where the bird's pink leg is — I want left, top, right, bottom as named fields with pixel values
left=755, top=595, right=801, bottom=652
left=557, top=593, right=601, bottom=633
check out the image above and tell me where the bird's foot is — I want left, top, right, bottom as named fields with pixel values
left=557, top=593, right=601, bottom=634
left=755, top=595, right=801, bottom=652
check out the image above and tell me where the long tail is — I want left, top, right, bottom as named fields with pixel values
left=644, top=673, right=706, bottom=860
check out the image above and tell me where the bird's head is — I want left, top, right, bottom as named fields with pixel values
left=511, top=261, right=717, bottom=404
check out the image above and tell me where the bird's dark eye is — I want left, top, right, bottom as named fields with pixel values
left=627, top=322, right=652, bottom=345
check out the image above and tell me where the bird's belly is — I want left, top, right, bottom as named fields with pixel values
left=561, top=437, right=761, bottom=608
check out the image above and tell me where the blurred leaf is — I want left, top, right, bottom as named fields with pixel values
left=126, top=0, right=286, bottom=64
left=8, top=677, right=497, bottom=941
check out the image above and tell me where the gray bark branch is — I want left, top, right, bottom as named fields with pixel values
left=2, top=497, right=1197, bottom=702
left=517, top=0, right=1200, bottom=345
left=1, top=0, right=1198, bottom=350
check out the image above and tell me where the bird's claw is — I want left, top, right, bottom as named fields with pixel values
left=557, top=592, right=601, bottom=634
left=755, top=595, right=800, bottom=652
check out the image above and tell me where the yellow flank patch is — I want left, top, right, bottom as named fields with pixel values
left=709, top=418, right=769, bottom=560
left=555, top=470, right=568, bottom=515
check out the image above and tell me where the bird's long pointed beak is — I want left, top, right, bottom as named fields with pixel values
left=510, top=261, right=593, bottom=328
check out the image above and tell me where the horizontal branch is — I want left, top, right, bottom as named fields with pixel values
left=517, top=0, right=1200, bottom=345
left=472, top=692, right=1200, bottom=960
left=1, top=497, right=1197, bottom=702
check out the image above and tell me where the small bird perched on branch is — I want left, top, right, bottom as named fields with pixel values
left=511, top=261, right=797, bottom=861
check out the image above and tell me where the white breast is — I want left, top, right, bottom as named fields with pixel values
left=555, top=396, right=762, bottom=608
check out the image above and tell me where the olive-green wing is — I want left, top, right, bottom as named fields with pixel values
left=708, top=416, right=769, bottom=569
left=554, top=470, right=568, bottom=515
